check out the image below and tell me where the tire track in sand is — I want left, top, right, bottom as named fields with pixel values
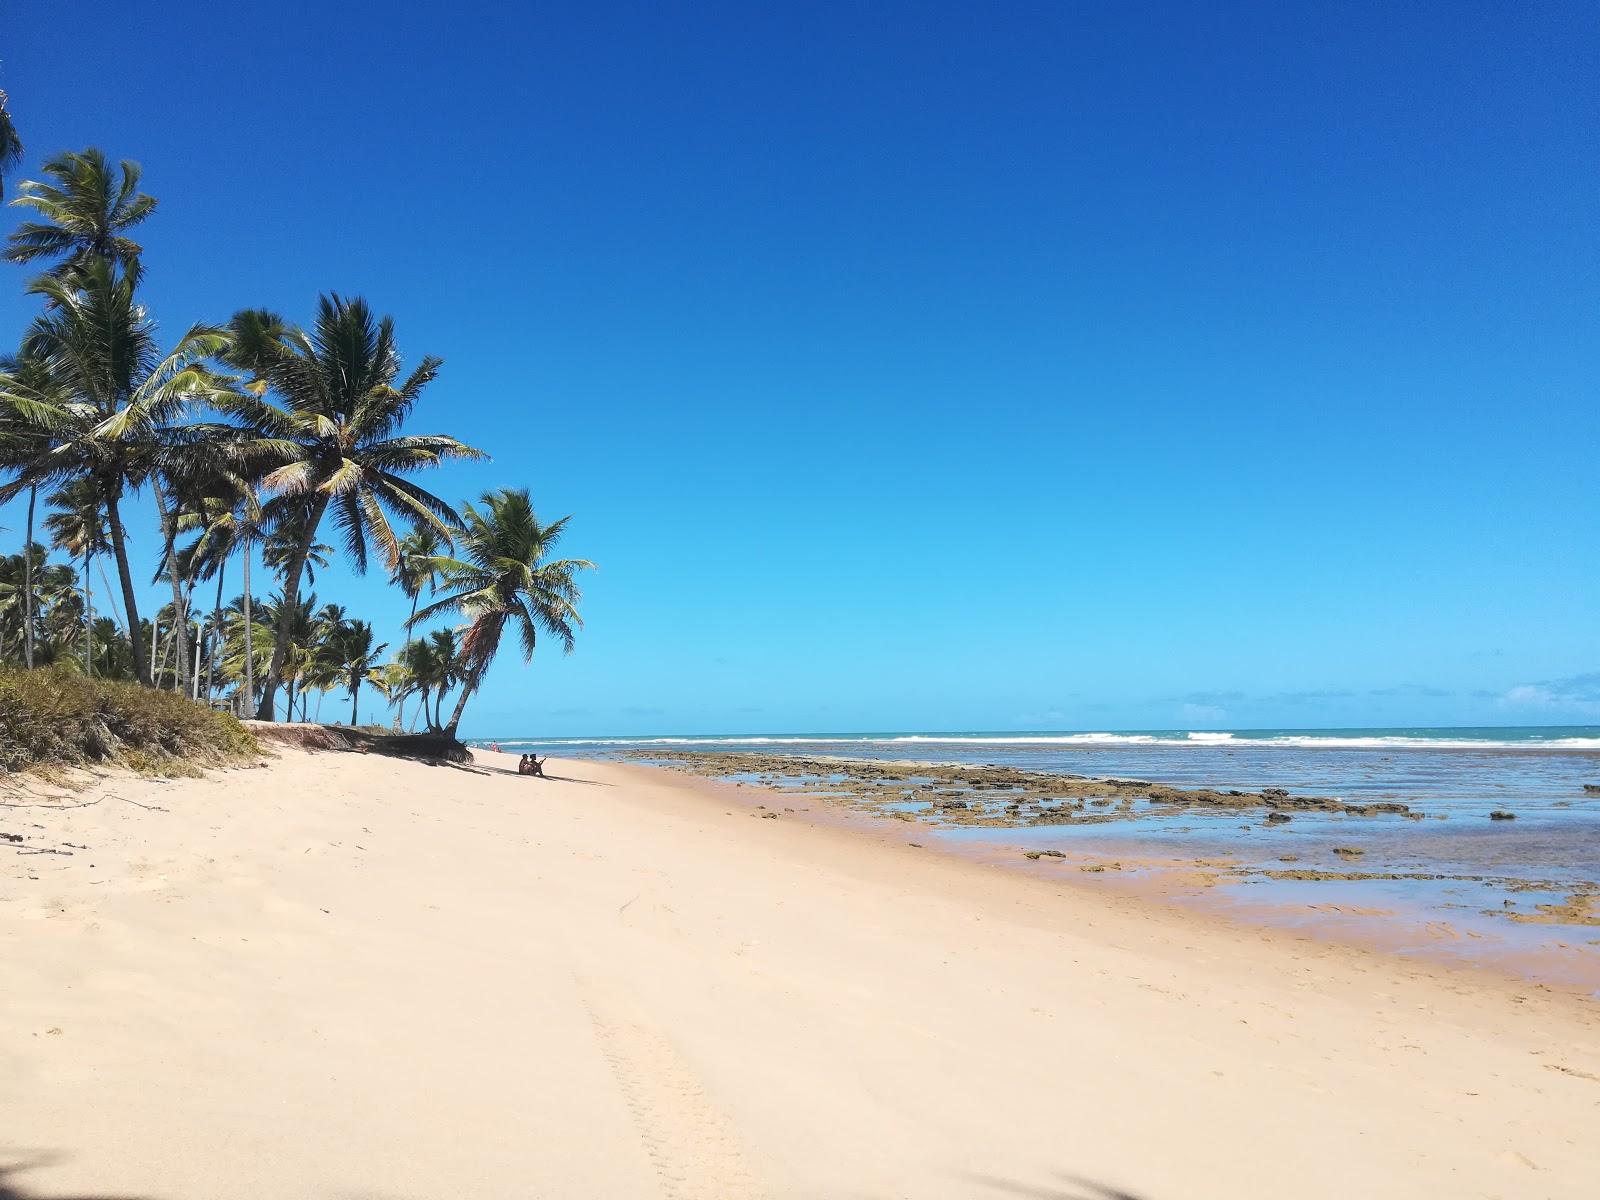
left=578, top=977, right=765, bottom=1200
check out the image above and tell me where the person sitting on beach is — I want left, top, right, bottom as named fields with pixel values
left=517, top=754, right=546, bottom=778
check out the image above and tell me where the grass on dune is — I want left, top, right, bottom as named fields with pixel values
left=0, top=665, right=259, bottom=775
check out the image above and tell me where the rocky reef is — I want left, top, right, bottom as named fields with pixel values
left=626, top=749, right=1423, bottom=828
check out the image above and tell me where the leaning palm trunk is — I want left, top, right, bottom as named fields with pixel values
left=102, top=485, right=148, bottom=686
left=23, top=484, right=35, bottom=669
left=444, top=671, right=480, bottom=736
left=258, top=495, right=329, bottom=720
left=445, top=621, right=502, bottom=736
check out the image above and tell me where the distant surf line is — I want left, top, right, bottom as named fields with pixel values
left=482, top=728, right=1600, bottom=753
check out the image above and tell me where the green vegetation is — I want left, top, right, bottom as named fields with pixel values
left=413, top=489, right=593, bottom=735
left=0, top=105, right=594, bottom=758
left=0, top=665, right=257, bottom=773
left=0, top=90, right=21, bottom=200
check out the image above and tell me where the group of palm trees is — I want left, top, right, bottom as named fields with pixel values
left=0, top=136, right=592, bottom=737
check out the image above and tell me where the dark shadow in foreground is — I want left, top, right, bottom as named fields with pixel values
left=959, top=1170, right=1149, bottom=1200
left=0, top=1155, right=153, bottom=1200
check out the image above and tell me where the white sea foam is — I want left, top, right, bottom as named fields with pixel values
left=499, top=730, right=1600, bottom=752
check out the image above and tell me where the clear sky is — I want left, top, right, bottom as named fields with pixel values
left=2, top=2, right=1597, bottom=735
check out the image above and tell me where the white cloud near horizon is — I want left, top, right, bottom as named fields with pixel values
left=1499, top=672, right=1600, bottom=717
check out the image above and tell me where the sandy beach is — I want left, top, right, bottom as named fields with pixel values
left=3, top=746, right=1598, bottom=1200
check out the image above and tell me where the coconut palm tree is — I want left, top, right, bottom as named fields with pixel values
left=263, top=524, right=332, bottom=586
left=181, top=478, right=268, bottom=710
left=34, top=562, right=85, bottom=664
left=0, top=547, right=58, bottom=662
left=218, top=592, right=273, bottom=711
left=372, top=658, right=417, bottom=729
left=411, top=489, right=593, bottom=737
left=43, top=478, right=110, bottom=673
left=4, top=148, right=157, bottom=285
left=391, top=524, right=446, bottom=633
left=0, top=350, right=65, bottom=669
left=0, top=88, right=21, bottom=200
left=0, top=260, right=230, bottom=685
left=323, top=619, right=386, bottom=727
left=219, top=296, right=483, bottom=720
left=424, top=627, right=461, bottom=729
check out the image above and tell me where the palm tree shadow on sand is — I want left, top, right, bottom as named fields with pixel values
left=0, top=1155, right=151, bottom=1200
left=446, top=760, right=613, bottom=786
left=957, top=1171, right=1149, bottom=1200
left=0, top=1156, right=1149, bottom=1200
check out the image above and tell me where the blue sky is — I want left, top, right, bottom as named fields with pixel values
left=2, top=1, right=1597, bottom=735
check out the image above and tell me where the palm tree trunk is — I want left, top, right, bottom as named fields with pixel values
left=153, top=488, right=189, bottom=693
left=350, top=678, right=360, bottom=726
left=22, top=484, right=35, bottom=669
left=83, top=546, right=93, bottom=675
left=157, top=620, right=175, bottom=686
left=444, top=669, right=481, bottom=736
left=206, top=561, right=225, bottom=702
left=241, top=547, right=255, bottom=715
left=102, top=486, right=149, bottom=686
left=190, top=583, right=204, bottom=700
left=97, top=560, right=125, bottom=634
left=259, top=495, right=330, bottom=720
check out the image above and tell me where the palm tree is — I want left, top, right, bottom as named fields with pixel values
left=4, top=148, right=157, bottom=285
left=324, top=619, right=386, bottom=727
left=249, top=591, right=318, bottom=721
left=0, top=260, right=230, bottom=685
left=0, top=88, right=21, bottom=200
left=399, top=637, right=434, bottom=730
left=304, top=601, right=349, bottom=720
left=423, top=627, right=461, bottom=729
left=391, top=524, right=445, bottom=632
left=0, top=350, right=63, bottom=669
left=218, top=592, right=273, bottom=711
left=411, top=489, right=593, bottom=737
left=0, top=547, right=54, bottom=662
left=263, top=525, right=332, bottom=586
left=32, top=561, right=84, bottom=665
left=43, top=478, right=110, bottom=673
left=372, top=658, right=416, bottom=730
left=220, top=296, right=483, bottom=720
left=182, top=479, right=268, bottom=710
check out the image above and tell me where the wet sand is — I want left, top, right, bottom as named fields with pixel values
left=3, top=747, right=1598, bottom=1199
left=630, top=749, right=1600, bottom=991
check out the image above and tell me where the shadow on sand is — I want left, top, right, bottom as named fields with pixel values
left=0, top=1156, right=151, bottom=1200
left=0, top=1155, right=1147, bottom=1200
left=447, top=760, right=613, bottom=786
left=958, top=1171, right=1149, bottom=1200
